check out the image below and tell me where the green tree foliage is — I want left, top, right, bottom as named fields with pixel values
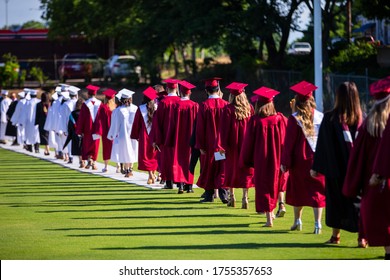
left=0, top=54, right=20, bottom=88
left=355, top=0, right=390, bottom=20
left=22, top=21, right=46, bottom=29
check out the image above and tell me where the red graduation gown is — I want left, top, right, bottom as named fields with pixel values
left=130, top=106, right=158, bottom=171
left=195, top=97, right=229, bottom=190
left=281, top=116, right=326, bottom=208
left=165, top=99, right=199, bottom=184
left=150, top=95, right=180, bottom=181
left=343, top=121, right=390, bottom=246
left=241, top=113, right=287, bottom=213
left=373, top=116, right=390, bottom=178
left=93, top=104, right=113, bottom=161
left=75, top=101, right=102, bottom=161
left=218, top=103, right=254, bottom=189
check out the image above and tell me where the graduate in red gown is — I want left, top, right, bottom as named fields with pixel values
left=150, top=79, right=181, bottom=189
left=241, top=87, right=287, bottom=226
left=217, top=82, right=254, bottom=209
left=281, top=81, right=326, bottom=234
left=195, top=77, right=229, bottom=203
left=312, top=81, right=364, bottom=245
left=355, top=76, right=390, bottom=260
left=165, top=80, right=199, bottom=193
left=130, top=86, right=158, bottom=184
left=75, top=84, right=103, bottom=170
left=93, top=88, right=117, bottom=173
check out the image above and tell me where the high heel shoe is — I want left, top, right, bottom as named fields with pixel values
left=241, top=198, right=249, bottom=209
left=313, top=222, right=322, bottom=234
left=275, top=202, right=286, bottom=218
left=227, top=195, right=236, bottom=207
left=313, top=227, right=322, bottom=234
left=290, top=219, right=302, bottom=231
left=325, top=235, right=340, bottom=244
left=358, top=238, right=368, bottom=248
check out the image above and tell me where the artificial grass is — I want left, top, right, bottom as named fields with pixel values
left=0, top=148, right=384, bottom=260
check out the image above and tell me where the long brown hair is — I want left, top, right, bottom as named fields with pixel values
left=143, top=96, right=156, bottom=125
left=229, top=93, right=252, bottom=120
left=366, top=97, right=390, bottom=137
left=294, top=95, right=317, bottom=136
left=333, top=81, right=362, bottom=126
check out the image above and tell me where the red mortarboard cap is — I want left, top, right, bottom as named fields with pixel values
left=226, top=82, right=248, bottom=96
left=290, top=81, right=317, bottom=99
left=102, top=88, right=117, bottom=99
left=163, top=79, right=179, bottom=89
left=252, top=86, right=280, bottom=103
left=179, top=80, right=196, bottom=95
left=86, top=84, right=100, bottom=95
left=369, top=76, right=390, bottom=100
left=143, top=86, right=158, bottom=100
left=204, top=77, right=222, bottom=88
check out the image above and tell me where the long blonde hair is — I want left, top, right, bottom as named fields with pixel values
left=294, top=95, right=317, bottom=136
left=229, top=93, right=252, bottom=120
left=255, top=100, right=276, bottom=117
left=366, top=97, right=390, bottom=137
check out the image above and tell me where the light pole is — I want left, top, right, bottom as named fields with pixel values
left=5, top=0, right=9, bottom=29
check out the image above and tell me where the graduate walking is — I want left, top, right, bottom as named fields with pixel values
left=131, top=86, right=158, bottom=184
left=356, top=76, right=390, bottom=259
left=195, top=77, right=229, bottom=203
left=312, top=81, right=364, bottom=245
left=76, top=85, right=103, bottom=170
left=241, top=86, right=287, bottom=226
left=218, top=82, right=254, bottom=208
left=281, top=81, right=326, bottom=234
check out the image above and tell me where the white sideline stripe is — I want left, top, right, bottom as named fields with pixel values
left=0, top=143, right=198, bottom=190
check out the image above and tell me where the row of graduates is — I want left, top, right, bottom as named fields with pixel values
left=2, top=75, right=389, bottom=259
left=0, top=88, right=56, bottom=154
left=151, top=76, right=390, bottom=260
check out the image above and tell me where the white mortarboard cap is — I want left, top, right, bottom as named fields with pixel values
left=55, top=86, right=62, bottom=93
left=51, top=92, right=58, bottom=101
left=25, top=92, right=31, bottom=100
left=118, top=88, right=134, bottom=99
left=30, top=89, right=38, bottom=96
left=18, top=91, right=25, bottom=98
left=62, top=91, right=70, bottom=100
left=1, top=89, right=8, bottom=95
left=59, top=83, right=70, bottom=91
left=23, top=88, right=31, bottom=93
left=68, top=86, right=80, bottom=96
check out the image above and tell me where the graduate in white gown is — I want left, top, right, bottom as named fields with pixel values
left=23, top=89, right=41, bottom=152
left=107, top=88, right=138, bottom=177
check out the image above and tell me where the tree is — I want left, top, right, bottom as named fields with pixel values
left=22, top=20, right=46, bottom=29
left=355, top=0, right=390, bottom=20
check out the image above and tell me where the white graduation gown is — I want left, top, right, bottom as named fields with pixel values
left=107, top=104, right=138, bottom=163
left=23, top=97, right=40, bottom=145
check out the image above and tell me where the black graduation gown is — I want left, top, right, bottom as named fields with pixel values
left=5, top=100, right=17, bottom=137
left=64, top=109, right=82, bottom=156
left=35, top=102, right=49, bottom=145
left=312, top=111, right=360, bottom=232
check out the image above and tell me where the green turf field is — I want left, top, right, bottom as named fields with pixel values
left=0, top=148, right=384, bottom=260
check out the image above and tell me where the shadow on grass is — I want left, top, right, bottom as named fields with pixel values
left=72, top=213, right=251, bottom=220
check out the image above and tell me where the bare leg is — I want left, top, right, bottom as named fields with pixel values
left=242, top=188, right=249, bottom=209
left=290, top=206, right=303, bottom=231
left=313, top=207, right=323, bottom=234
left=227, top=187, right=236, bottom=207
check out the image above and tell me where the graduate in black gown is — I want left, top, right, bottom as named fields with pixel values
left=5, top=92, right=18, bottom=144
left=35, top=92, right=50, bottom=155
left=312, top=81, right=365, bottom=246
left=64, top=98, right=84, bottom=166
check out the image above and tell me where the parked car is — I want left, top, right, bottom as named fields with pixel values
left=352, top=35, right=377, bottom=45
left=287, top=42, right=312, bottom=55
left=58, top=53, right=104, bottom=82
left=103, top=55, right=141, bottom=83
